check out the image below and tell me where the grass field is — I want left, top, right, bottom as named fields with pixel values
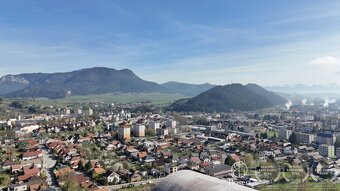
left=25, top=92, right=188, bottom=107
left=267, top=130, right=278, bottom=137
left=257, top=182, right=339, bottom=191
left=118, top=183, right=156, bottom=191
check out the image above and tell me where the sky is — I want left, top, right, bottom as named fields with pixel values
left=0, top=0, right=340, bottom=86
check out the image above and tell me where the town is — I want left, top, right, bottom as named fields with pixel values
left=0, top=98, right=339, bottom=191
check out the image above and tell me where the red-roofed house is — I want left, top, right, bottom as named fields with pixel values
left=22, top=150, right=42, bottom=161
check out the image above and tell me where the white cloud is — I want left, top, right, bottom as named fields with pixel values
left=310, top=56, right=340, bottom=67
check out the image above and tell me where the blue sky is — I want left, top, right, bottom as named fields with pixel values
left=0, top=0, right=340, bottom=85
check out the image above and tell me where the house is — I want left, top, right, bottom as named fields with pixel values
left=130, top=171, right=142, bottom=182
left=230, top=154, right=240, bottom=162
left=24, top=167, right=41, bottom=177
left=160, top=151, right=172, bottom=159
left=27, top=175, right=49, bottom=191
left=11, top=164, right=22, bottom=174
left=20, top=158, right=43, bottom=169
left=137, top=151, right=147, bottom=160
left=103, top=171, right=120, bottom=184
left=93, top=167, right=106, bottom=175
left=189, top=162, right=200, bottom=171
left=163, top=164, right=178, bottom=174
left=205, top=164, right=232, bottom=177
left=22, top=150, right=43, bottom=161
left=2, top=160, right=16, bottom=170
left=8, top=183, right=28, bottom=191
left=54, top=166, right=75, bottom=178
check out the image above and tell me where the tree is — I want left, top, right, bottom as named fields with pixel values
left=145, top=128, right=155, bottom=136
left=225, top=155, right=236, bottom=166
left=289, top=132, right=298, bottom=145
left=113, top=163, right=124, bottom=172
left=243, top=153, right=254, bottom=167
left=272, top=132, right=277, bottom=139
left=9, top=101, right=23, bottom=109
left=62, top=178, right=80, bottom=191
left=77, top=160, right=85, bottom=172
left=268, top=155, right=275, bottom=161
left=84, top=161, right=92, bottom=173
left=312, top=126, right=318, bottom=134
left=0, top=174, right=10, bottom=187
left=28, top=106, right=38, bottom=113
left=261, top=132, right=268, bottom=139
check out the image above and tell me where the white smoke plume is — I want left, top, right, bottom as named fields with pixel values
left=285, top=100, right=293, bottom=110
left=301, top=98, right=307, bottom=105
left=323, top=97, right=336, bottom=107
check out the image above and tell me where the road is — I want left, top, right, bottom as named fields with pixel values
left=104, top=177, right=164, bottom=191
left=40, top=145, right=60, bottom=190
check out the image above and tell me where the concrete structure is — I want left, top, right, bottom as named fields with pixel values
left=133, top=124, right=145, bottom=137
left=118, top=123, right=131, bottom=141
left=278, top=129, right=292, bottom=140
left=296, top=132, right=315, bottom=144
left=317, top=132, right=336, bottom=145
left=163, top=164, right=178, bottom=174
left=75, top=108, right=82, bottom=115
left=157, top=128, right=168, bottom=136
left=336, top=147, right=340, bottom=159
left=21, top=125, right=40, bottom=133
left=149, top=121, right=160, bottom=129
left=166, top=119, right=177, bottom=128
left=318, top=144, right=335, bottom=158
left=64, top=108, right=71, bottom=115
left=87, top=108, right=93, bottom=116
left=152, top=170, right=256, bottom=191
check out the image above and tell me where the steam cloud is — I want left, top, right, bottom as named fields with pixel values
left=301, top=98, right=307, bottom=105
left=323, top=97, right=336, bottom=107
left=285, top=100, right=293, bottom=110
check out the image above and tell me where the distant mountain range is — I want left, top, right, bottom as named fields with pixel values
left=168, top=83, right=286, bottom=112
left=266, top=84, right=340, bottom=94
left=0, top=67, right=214, bottom=99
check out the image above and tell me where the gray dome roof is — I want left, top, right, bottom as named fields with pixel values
left=152, top=170, right=256, bottom=191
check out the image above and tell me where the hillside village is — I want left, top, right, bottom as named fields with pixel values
left=0, top=99, right=340, bottom=191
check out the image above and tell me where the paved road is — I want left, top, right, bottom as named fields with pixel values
left=40, top=145, right=60, bottom=190
left=104, top=177, right=164, bottom=191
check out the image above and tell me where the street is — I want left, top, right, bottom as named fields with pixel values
left=104, top=177, right=164, bottom=191
left=40, top=145, right=60, bottom=190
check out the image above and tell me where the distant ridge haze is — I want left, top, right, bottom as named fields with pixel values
left=0, top=67, right=214, bottom=98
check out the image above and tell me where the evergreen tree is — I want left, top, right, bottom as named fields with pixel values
left=84, top=161, right=92, bottom=173
left=77, top=160, right=85, bottom=172
left=261, top=132, right=268, bottom=139
left=224, top=155, right=236, bottom=166
left=289, top=132, right=298, bottom=145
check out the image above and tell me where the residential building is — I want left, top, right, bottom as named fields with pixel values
left=296, top=132, right=315, bottom=144
left=318, top=144, right=335, bottom=158
left=118, top=122, right=131, bottom=141
left=317, top=132, right=336, bottom=145
left=148, top=121, right=160, bottom=129
left=336, top=147, right=340, bottom=159
left=278, top=129, right=292, bottom=140
left=133, top=124, right=145, bottom=137
left=163, top=164, right=178, bottom=174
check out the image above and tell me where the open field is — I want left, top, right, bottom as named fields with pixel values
left=18, top=92, right=188, bottom=107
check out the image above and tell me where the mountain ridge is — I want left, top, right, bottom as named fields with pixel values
left=0, top=67, right=214, bottom=98
left=168, top=83, right=286, bottom=112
